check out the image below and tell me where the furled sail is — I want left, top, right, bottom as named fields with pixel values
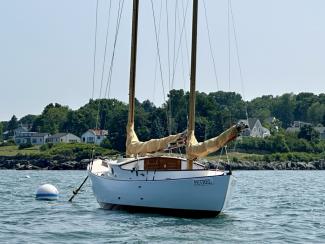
left=186, top=124, right=245, bottom=160
left=126, top=122, right=184, bottom=156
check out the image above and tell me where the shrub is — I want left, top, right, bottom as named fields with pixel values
left=100, top=138, right=112, bottom=149
left=18, top=142, right=33, bottom=150
left=40, top=143, right=54, bottom=151
left=0, top=139, right=16, bottom=147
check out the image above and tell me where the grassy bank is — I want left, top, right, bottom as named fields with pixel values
left=0, top=145, right=40, bottom=156
left=0, top=143, right=117, bottom=160
left=210, top=151, right=325, bottom=162
left=0, top=143, right=324, bottom=163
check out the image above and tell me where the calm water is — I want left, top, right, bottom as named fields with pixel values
left=0, top=170, right=324, bottom=244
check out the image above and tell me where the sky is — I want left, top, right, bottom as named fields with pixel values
left=1, top=0, right=325, bottom=121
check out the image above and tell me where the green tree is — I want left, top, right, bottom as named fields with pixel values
left=0, top=122, right=3, bottom=141
left=294, top=92, right=317, bottom=122
left=33, top=103, right=70, bottom=134
left=298, top=125, right=319, bottom=142
left=272, top=93, right=295, bottom=128
left=19, top=114, right=38, bottom=126
left=100, top=138, right=112, bottom=149
left=7, top=115, right=18, bottom=133
left=307, top=102, right=325, bottom=125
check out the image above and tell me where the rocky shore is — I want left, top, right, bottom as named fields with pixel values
left=0, top=156, right=91, bottom=170
left=210, top=160, right=325, bottom=170
left=0, top=156, right=325, bottom=170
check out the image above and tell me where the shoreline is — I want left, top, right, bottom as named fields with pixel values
left=0, top=156, right=324, bottom=170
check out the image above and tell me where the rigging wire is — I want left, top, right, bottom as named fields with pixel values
left=202, top=0, right=220, bottom=91
left=171, top=0, right=179, bottom=91
left=91, top=0, right=99, bottom=99
left=89, top=0, right=100, bottom=171
left=229, top=0, right=249, bottom=121
left=167, top=0, right=180, bottom=135
left=165, top=1, right=171, bottom=99
left=152, top=0, right=163, bottom=104
left=177, top=10, right=188, bottom=91
left=98, top=0, right=112, bottom=99
left=104, top=0, right=125, bottom=99
left=170, top=0, right=190, bottom=90
left=227, top=0, right=231, bottom=92
left=94, top=0, right=113, bottom=138
left=150, top=0, right=169, bottom=134
left=165, top=1, right=172, bottom=135
left=180, top=0, right=191, bottom=76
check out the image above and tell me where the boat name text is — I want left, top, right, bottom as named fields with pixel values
left=193, top=178, right=214, bottom=186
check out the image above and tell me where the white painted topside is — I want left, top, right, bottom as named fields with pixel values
left=89, top=157, right=225, bottom=181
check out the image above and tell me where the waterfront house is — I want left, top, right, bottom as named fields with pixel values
left=13, top=125, right=29, bottom=136
left=238, top=118, right=270, bottom=138
left=46, top=133, right=81, bottom=144
left=81, top=129, right=108, bottom=145
left=14, top=132, right=50, bottom=145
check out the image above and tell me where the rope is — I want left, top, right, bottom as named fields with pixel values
left=91, top=0, right=99, bottom=99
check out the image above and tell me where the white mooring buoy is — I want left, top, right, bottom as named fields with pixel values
left=36, top=184, right=59, bottom=200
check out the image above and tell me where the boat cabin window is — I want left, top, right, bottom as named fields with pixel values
left=144, top=157, right=181, bottom=171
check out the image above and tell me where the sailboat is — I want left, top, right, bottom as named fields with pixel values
left=88, top=0, right=246, bottom=217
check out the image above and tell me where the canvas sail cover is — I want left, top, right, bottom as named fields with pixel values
left=126, top=122, right=183, bottom=156
left=186, top=125, right=239, bottom=160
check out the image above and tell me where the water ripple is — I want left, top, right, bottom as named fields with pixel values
left=0, top=170, right=324, bottom=243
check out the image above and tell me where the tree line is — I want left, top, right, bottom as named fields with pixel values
left=1, top=90, right=325, bottom=153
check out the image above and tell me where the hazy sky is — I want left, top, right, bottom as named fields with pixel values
left=1, top=0, right=325, bottom=121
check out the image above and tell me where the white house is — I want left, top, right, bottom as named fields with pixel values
left=238, top=118, right=270, bottom=138
left=81, top=129, right=108, bottom=145
left=46, top=133, right=81, bottom=144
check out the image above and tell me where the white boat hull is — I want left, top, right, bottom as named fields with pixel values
left=88, top=158, right=234, bottom=216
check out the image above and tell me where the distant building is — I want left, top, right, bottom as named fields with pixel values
left=286, top=122, right=325, bottom=140
left=46, top=133, right=81, bottom=144
left=286, top=121, right=313, bottom=133
left=81, top=129, right=108, bottom=145
left=314, top=126, right=325, bottom=140
left=292, top=121, right=312, bottom=128
left=14, top=132, right=50, bottom=145
left=238, top=118, right=270, bottom=138
left=13, top=125, right=29, bottom=137
left=2, top=131, right=10, bottom=141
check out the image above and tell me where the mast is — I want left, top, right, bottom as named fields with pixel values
left=187, top=0, right=198, bottom=169
left=127, top=0, right=139, bottom=130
